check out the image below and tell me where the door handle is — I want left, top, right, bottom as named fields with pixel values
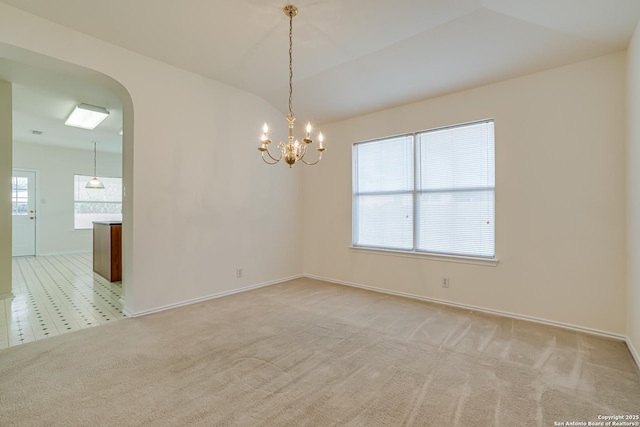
left=29, top=217, right=35, bottom=220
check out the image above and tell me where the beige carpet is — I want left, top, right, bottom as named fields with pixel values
left=0, top=278, right=638, bottom=426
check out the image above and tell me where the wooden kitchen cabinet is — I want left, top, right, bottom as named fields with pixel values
left=93, top=221, right=122, bottom=282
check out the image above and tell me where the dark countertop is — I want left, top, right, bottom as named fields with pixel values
left=92, top=221, right=122, bottom=225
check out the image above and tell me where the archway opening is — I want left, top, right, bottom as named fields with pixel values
left=0, top=45, right=135, bottom=346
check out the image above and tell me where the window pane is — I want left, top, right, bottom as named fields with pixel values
left=418, top=121, right=495, bottom=190
left=354, top=136, right=413, bottom=193
left=12, top=203, right=28, bottom=215
left=74, top=202, right=122, bottom=229
left=417, top=190, right=494, bottom=257
left=354, top=193, right=413, bottom=250
left=11, top=176, right=29, bottom=216
left=13, top=177, right=28, bottom=190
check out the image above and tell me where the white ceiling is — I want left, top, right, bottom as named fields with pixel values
left=0, top=58, right=123, bottom=153
left=1, top=0, right=640, bottom=154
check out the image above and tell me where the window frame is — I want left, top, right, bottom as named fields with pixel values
left=352, top=119, right=497, bottom=265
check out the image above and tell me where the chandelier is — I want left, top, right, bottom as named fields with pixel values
left=258, top=4, right=326, bottom=168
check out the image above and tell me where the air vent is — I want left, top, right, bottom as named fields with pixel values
left=31, top=130, right=43, bottom=135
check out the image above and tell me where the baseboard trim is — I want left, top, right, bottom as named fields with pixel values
left=627, top=337, right=640, bottom=369
left=127, top=275, right=303, bottom=318
left=122, top=306, right=134, bottom=318
left=120, top=297, right=131, bottom=317
left=304, top=274, right=628, bottom=343
left=0, top=292, right=14, bottom=300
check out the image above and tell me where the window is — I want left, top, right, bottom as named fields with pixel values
left=74, top=175, right=122, bottom=229
left=11, top=177, right=29, bottom=215
left=352, top=120, right=495, bottom=259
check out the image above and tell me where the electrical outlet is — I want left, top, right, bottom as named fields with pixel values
left=441, top=277, right=450, bottom=288
left=236, top=268, right=243, bottom=278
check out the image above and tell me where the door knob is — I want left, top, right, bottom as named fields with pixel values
left=29, top=217, right=34, bottom=220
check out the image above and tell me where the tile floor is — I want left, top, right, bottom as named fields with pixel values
left=0, top=252, right=126, bottom=349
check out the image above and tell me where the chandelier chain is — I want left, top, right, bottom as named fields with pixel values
left=288, top=12, right=294, bottom=119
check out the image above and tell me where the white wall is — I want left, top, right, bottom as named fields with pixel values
left=0, top=79, right=11, bottom=298
left=304, top=52, right=628, bottom=336
left=627, top=20, right=640, bottom=361
left=0, top=4, right=303, bottom=315
left=12, top=142, right=122, bottom=255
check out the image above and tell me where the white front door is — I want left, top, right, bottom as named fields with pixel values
left=12, top=170, right=37, bottom=257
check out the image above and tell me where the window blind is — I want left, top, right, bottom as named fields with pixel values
left=416, top=121, right=495, bottom=257
left=353, top=136, right=414, bottom=250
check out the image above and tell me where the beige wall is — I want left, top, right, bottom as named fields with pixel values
left=0, top=4, right=303, bottom=314
left=627, top=20, right=640, bottom=362
left=303, top=53, right=628, bottom=336
left=0, top=79, right=11, bottom=298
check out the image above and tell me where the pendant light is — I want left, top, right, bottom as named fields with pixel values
left=86, top=141, right=105, bottom=189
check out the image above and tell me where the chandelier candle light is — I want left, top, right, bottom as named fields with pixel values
left=258, top=4, right=326, bottom=167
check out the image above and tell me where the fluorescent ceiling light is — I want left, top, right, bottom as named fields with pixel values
left=65, top=103, right=110, bottom=130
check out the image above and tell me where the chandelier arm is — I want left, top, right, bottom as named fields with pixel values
left=261, top=149, right=281, bottom=165
left=264, top=145, right=282, bottom=162
left=266, top=148, right=279, bottom=162
left=300, top=152, right=324, bottom=166
left=296, top=141, right=307, bottom=159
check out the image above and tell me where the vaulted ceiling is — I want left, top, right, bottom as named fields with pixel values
left=2, top=0, right=640, bottom=152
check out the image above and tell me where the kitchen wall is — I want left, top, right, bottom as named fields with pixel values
left=12, top=142, right=122, bottom=255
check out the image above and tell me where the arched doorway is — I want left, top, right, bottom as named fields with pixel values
left=0, top=46, right=135, bottom=346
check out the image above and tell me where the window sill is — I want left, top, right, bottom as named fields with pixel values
left=349, top=246, right=498, bottom=267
